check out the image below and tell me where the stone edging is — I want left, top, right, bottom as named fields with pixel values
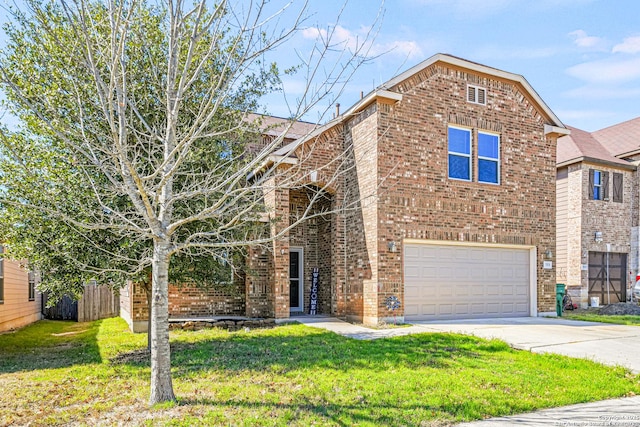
left=169, top=318, right=276, bottom=331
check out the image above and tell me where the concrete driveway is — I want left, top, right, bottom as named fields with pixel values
left=296, top=316, right=640, bottom=373
left=411, top=317, right=640, bottom=373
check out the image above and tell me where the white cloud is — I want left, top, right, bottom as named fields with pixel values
left=302, top=25, right=423, bottom=60
left=368, top=40, right=423, bottom=60
left=568, top=30, right=606, bottom=50
left=613, top=36, right=640, bottom=54
left=566, top=57, right=640, bottom=84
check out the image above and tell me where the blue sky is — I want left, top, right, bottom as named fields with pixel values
left=1, top=0, right=639, bottom=132
left=266, top=0, right=640, bottom=132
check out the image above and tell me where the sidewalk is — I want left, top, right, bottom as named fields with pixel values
left=455, top=396, right=640, bottom=426
left=293, top=316, right=640, bottom=426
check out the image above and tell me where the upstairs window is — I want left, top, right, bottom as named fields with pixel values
left=478, top=132, right=500, bottom=184
left=589, top=169, right=609, bottom=201
left=467, top=84, right=486, bottom=105
left=448, top=126, right=472, bottom=181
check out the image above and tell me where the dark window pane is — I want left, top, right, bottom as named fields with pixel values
left=290, top=280, right=299, bottom=307
left=289, top=251, right=299, bottom=279
left=594, top=186, right=601, bottom=200
left=478, top=159, right=498, bottom=183
left=448, top=127, right=470, bottom=154
left=449, top=154, right=470, bottom=180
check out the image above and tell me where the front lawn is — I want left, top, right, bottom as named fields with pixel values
left=1, top=318, right=639, bottom=426
left=562, top=311, right=640, bottom=326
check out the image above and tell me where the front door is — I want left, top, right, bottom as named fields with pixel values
left=289, top=248, right=304, bottom=312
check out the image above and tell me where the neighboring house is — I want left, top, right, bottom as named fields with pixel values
left=122, top=53, right=567, bottom=331
left=557, top=118, right=640, bottom=307
left=0, top=256, right=42, bottom=332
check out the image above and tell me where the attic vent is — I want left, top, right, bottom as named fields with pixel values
left=467, top=84, right=486, bottom=105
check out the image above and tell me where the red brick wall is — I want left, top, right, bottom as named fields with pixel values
left=245, top=245, right=274, bottom=318
left=168, top=282, right=245, bottom=318
left=369, top=63, right=557, bottom=319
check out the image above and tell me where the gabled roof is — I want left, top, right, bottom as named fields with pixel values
left=381, top=53, right=567, bottom=130
left=245, top=113, right=316, bottom=140
left=274, top=54, right=567, bottom=158
left=557, top=126, right=635, bottom=169
left=592, top=116, right=640, bottom=158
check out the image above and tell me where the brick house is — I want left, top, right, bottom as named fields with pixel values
left=0, top=256, right=42, bottom=332
left=556, top=118, right=640, bottom=307
left=122, top=53, right=567, bottom=331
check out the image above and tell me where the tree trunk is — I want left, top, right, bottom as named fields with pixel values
left=149, top=240, right=176, bottom=404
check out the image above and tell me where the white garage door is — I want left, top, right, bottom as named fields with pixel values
left=404, top=243, right=531, bottom=321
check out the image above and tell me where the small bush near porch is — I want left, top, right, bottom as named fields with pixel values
left=1, top=318, right=639, bottom=426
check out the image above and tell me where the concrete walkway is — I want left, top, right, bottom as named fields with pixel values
left=294, top=316, right=640, bottom=426
left=456, top=396, right=640, bottom=426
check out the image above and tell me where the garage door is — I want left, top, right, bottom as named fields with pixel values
left=404, top=243, right=531, bottom=321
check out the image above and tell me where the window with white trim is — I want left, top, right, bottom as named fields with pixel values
left=448, top=126, right=472, bottom=181
left=478, top=132, right=500, bottom=184
left=467, top=84, right=486, bottom=105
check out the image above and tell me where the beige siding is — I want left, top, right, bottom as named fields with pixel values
left=0, top=259, right=41, bottom=332
left=556, top=167, right=569, bottom=283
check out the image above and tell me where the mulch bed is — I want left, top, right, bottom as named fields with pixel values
left=597, top=303, right=640, bottom=315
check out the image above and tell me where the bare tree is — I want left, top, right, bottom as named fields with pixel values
left=0, top=0, right=381, bottom=403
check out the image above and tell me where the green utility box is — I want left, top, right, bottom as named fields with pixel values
left=556, top=283, right=566, bottom=317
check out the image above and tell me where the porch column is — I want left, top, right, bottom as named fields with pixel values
left=264, top=176, right=290, bottom=319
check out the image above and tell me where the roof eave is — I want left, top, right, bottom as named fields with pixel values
left=271, top=89, right=403, bottom=159
left=556, top=156, right=636, bottom=171
left=383, top=53, right=567, bottom=129
left=246, top=154, right=299, bottom=181
left=544, top=125, right=571, bottom=138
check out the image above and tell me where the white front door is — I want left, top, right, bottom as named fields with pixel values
left=289, top=248, right=304, bottom=312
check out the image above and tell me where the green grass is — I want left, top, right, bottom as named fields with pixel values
left=1, top=318, right=639, bottom=426
left=562, top=311, right=640, bottom=326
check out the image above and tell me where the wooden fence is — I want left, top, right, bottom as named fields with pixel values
left=77, top=283, right=119, bottom=322
left=43, top=283, right=119, bottom=322
left=42, top=294, right=78, bottom=321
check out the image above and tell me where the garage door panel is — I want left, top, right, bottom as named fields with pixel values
left=404, top=304, right=419, bottom=316
left=455, top=304, right=470, bottom=315
left=471, top=285, right=485, bottom=296
left=405, top=245, right=422, bottom=258
left=486, top=285, right=500, bottom=295
left=501, top=285, right=515, bottom=295
left=471, top=303, right=485, bottom=314
left=486, top=303, right=500, bottom=314
left=404, top=243, right=530, bottom=321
